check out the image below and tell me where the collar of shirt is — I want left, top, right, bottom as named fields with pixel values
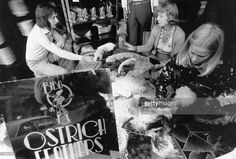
left=35, top=24, right=54, bottom=41
left=35, top=24, right=50, bottom=35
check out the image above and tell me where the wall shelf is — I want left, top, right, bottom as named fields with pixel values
left=60, top=0, right=119, bottom=48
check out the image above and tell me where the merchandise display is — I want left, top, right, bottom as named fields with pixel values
left=92, top=42, right=236, bottom=159
left=69, top=2, right=114, bottom=24
left=1, top=1, right=236, bottom=159
left=61, top=0, right=118, bottom=49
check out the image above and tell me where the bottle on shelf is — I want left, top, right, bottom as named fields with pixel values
left=70, top=10, right=77, bottom=23
left=90, top=7, right=98, bottom=20
left=99, top=0, right=106, bottom=19
left=106, top=0, right=113, bottom=18
left=75, top=7, right=83, bottom=22
left=81, top=8, right=89, bottom=21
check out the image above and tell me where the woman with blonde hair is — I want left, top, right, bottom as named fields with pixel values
left=163, top=23, right=236, bottom=159
left=152, top=23, right=235, bottom=98
left=176, top=23, right=224, bottom=76
left=125, top=2, right=185, bottom=64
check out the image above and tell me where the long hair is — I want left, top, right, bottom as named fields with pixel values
left=154, top=2, right=179, bottom=25
left=176, top=23, right=224, bottom=76
left=35, top=2, right=57, bottom=29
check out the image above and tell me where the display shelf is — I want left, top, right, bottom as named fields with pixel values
left=72, top=17, right=116, bottom=25
left=75, top=31, right=117, bottom=49
left=61, top=0, right=119, bottom=46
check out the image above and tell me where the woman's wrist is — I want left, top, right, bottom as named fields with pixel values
left=134, top=46, right=137, bottom=52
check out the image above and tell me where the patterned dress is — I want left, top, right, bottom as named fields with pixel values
left=153, top=58, right=235, bottom=98
left=151, top=58, right=236, bottom=158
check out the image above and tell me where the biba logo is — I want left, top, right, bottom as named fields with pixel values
left=42, top=80, right=74, bottom=125
left=42, top=81, right=73, bottom=108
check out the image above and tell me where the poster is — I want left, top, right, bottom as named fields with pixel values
left=0, top=69, right=120, bottom=159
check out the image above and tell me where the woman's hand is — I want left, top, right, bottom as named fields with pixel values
left=123, top=42, right=137, bottom=52
left=149, top=64, right=162, bottom=71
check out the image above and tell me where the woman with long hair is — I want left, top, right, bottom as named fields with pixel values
left=152, top=23, right=234, bottom=98
left=158, top=23, right=236, bottom=159
left=176, top=23, right=224, bottom=77
left=26, top=2, right=96, bottom=77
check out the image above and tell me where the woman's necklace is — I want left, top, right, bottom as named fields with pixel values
left=160, top=26, right=173, bottom=44
left=158, top=26, right=175, bottom=49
